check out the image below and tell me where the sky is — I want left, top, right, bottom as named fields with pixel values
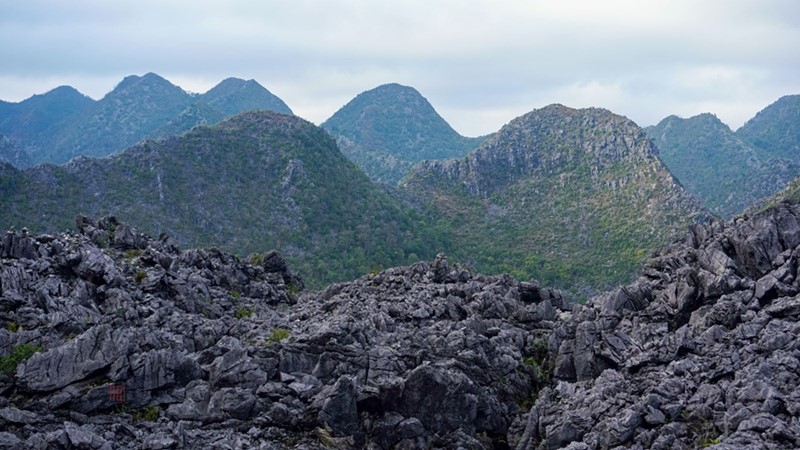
left=1, top=0, right=798, bottom=136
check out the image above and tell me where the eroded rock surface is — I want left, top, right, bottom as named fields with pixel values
left=522, top=203, right=800, bottom=449
left=3, top=204, right=800, bottom=449
left=0, top=215, right=567, bottom=449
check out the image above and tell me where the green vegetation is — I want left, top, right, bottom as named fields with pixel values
left=737, top=94, right=800, bottom=162
left=0, top=343, right=43, bottom=375
left=287, top=281, right=302, bottom=296
left=248, top=253, right=264, bottom=266
left=521, top=338, right=553, bottom=407
left=133, top=405, right=160, bottom=422
left=6, top=322, right=19, bottom=333
left=134, top=271, right=147, bottom=283
left=757, top=178, right=800, bottom=212
left=267, top=327, right=290, bottom=343
left=687, top=416, right=722, bottom=449
left=124, top=248, right=142, bottom=259
left=235, top=307, right=254, bottom=319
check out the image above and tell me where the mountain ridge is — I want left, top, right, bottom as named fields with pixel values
left=646, top=112, right=797, bottom=217
left=737, top=94, right=800, bottom=160
left=1, top=101, right=713, bottom=296
left=200, top=77, right=292, bottom=116
left=0, top=74, right=294, bottom=167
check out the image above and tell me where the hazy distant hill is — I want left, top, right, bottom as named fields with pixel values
left=737, top=94, right=800, bottom=160
left=646, top=94, right=800, bottom=217
left=0, top=111, right=445, bottom=288
left=403, top=104, right=706, bottom=295
left=646, top=113, right=796, bottom=217
left=0, top=74, right=294, bottom=166
left=199, top=77, right=292, bottom=117
left=0, top=86, right=94, bottom=167
left=322, top=83, right=488, bottom=185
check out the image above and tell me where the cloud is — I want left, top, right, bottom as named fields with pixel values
left=0, top=0, right=798, bottom=135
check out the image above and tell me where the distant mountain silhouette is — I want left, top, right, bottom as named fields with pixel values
left=0, top=73, right=294, bottom=166
left=647, top=94, right=800, bottom=217
left=323, top=83, right=488, bottom=185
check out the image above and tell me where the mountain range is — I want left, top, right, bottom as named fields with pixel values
left=646, top=94, right=800, bottom=217
left=0, top=102, right=703, bottom=296
left=0, top=73, right=292, bottom=166
left=2, top=73, right=800, bottom=448
left=322, top=83, right=488, bottom=185
left=3, top=74, right=799, bottom=296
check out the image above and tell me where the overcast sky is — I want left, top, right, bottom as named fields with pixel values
left=1, top=0, right=798, bottom=136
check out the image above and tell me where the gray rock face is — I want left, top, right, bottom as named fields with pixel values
left=18, top=324, right=132, bottom=391
left=3, top=204, right=800, bottom=448
left=521, top=203, right=800, bottom=449
left=0, top=214, right=568, bottom=449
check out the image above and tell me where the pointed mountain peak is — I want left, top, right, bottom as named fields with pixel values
left=106, top=73, right=186, bottom=99
left=657, top=112, right=728, bottom=130
left=321, top=82, right=486, bottom=184
left=322, top=82, right=457, bottom=139
left=737, top=94, right=800, bottom=158
left=364, top=82, right=423, bottom=97
left=684, top=112, right=727, bottom=128
left=210, top=77, right=259, bottom=90
left=201, top=77, right=292, bottom=116
left=508, top=104, right=639, bottom=138
left=43, top=85, right=88, bottom=99
left=331, top=83, right=431, bottom=116
left=20, top=85, right=93, bottom=107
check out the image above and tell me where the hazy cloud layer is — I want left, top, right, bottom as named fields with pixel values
left=1, top=0, right=798, bottom=135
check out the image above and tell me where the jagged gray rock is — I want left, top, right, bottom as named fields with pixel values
left=0, top=214, right=568, bottom=449
left=520, top=203, right=800, bottom=449
left=3, top=204, right=800, bottom=448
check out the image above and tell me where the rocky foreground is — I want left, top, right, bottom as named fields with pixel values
left=1, top=205, right=800, bottom=449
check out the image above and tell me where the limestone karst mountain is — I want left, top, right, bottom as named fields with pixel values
left=322, top=83, right=488, bottom=185
left=0, top=74, right=294, bottom=166
left=0, top=111, right=446, bottom=288
left=737, top=94, right=800, bottom=161
left=1, top=101, right=710, bottom=296
left=646, top=113, right=797, bottom=217
left=199, top=77, right=292, bottom=117
left=646, top=94, right=800, bottom=217
left=402, top=104, right=707, bottom=295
